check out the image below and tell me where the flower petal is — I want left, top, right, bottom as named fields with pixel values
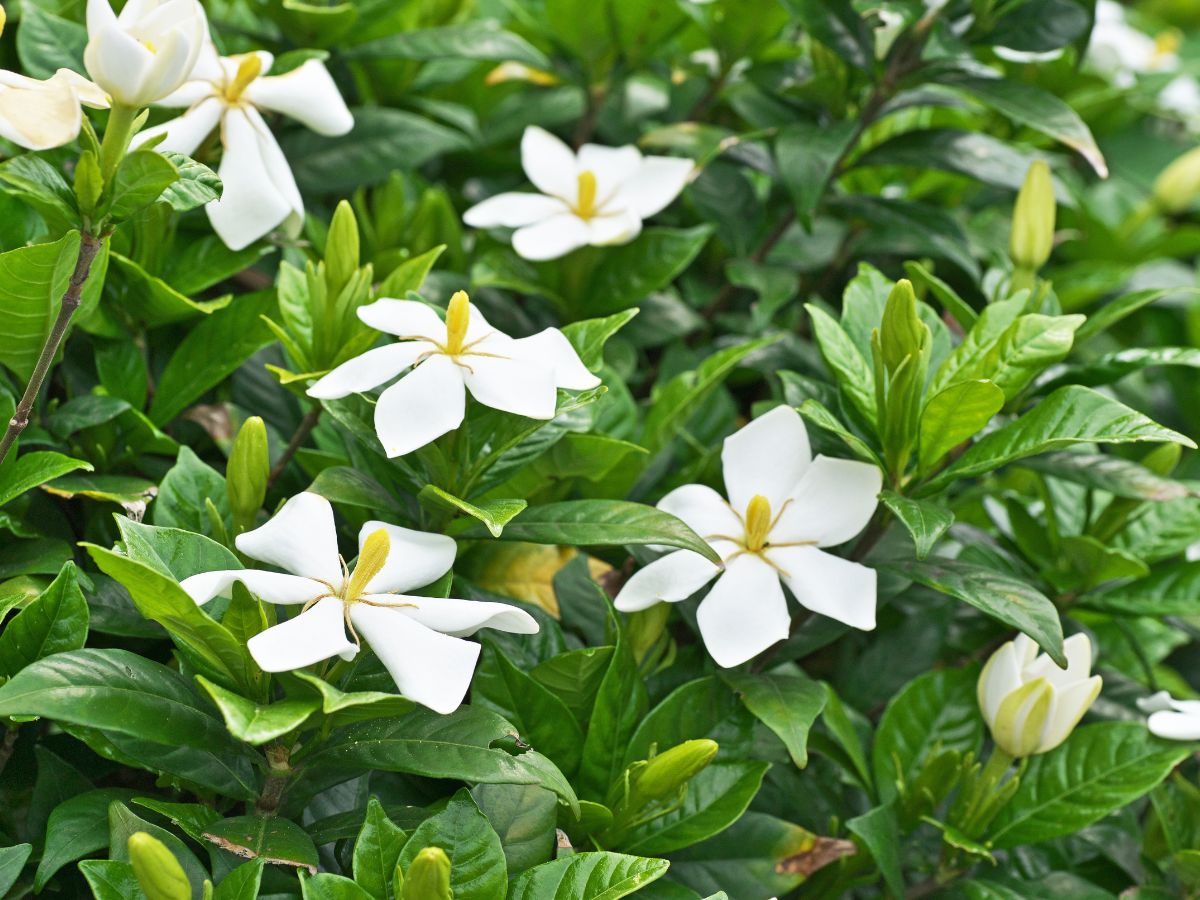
left=0, top=72, right=86, bottom=151
left=348, top=604, right=481, bottom=714
left=463, top=192, right=568, bottom=228
left=247, top=597, right=357, bottom=672
left=505, top=328, right=600, bottom=391
left=521, top=125, right=577, bottom=201
left=234, top=491, right=343, bottom=585
left=657, top=484, right=742, bottom=542
left=577, top=143, right=642, bottom=205
left=613, top=549, right=722, bottom=613
left=244, top=59, right=353, bottom=135
left=587, top=210, right=642, bottom=247
left=358, top=298, right=447, bottom=341
left=511, top=213, right=592, bottom=261
left=765, top=545, right=876, bottom=631
left=357, top=522, right=456, bottom=594
left=722, top=405, right=812, bottom=514
left=978, top=639, right=1022, bottom=723
left=179, top=569, right=331, bottom=607
left=1038, top=675, right=1102, bottom=752
left=1023, top=632, right=1093, bottom=690
left=307, top=342, right=430, bottom=400
left=613, top=156, right=694, bottom=219
left=1148, top=709, right=1200, bottom=741
left=378, top=596, right=538, bottom=637
left=374, top=355, right=466, bottom=457
left=84, top=23, right=154, bottom=106
left=129, top=96, right=222, bottom=156
left=462, top=355, right=558, bottom=419
left=772, top=455, right=881, bottom=547
left=695, top=555, right=790, bottom=668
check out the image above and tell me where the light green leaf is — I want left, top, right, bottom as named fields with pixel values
left=0, top=561, right=88, bottom=676
left=195, top=676, right=318, bottom=745
left=507, top=852, right=669, bottom=900
left=353, top=798, right=407, bottom=900
left=879, top=491, right=954, bottom=560
left=918, top=380, right=1005, bottom=475
left=418, top=485, right=526, bottom=538
left=806, top=304, right=877, bottom=427
left=724, top=671, right=827, bottom=768
left=0, top=451, right=92, bottom=508
left=396, top=789, right=507, bottom=900
left=796, top=399, right=882, bottom=466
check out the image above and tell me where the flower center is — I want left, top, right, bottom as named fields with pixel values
left=141, top=38, right=158, bottom=54
left=343, top=527, right=390, bottom=602
left=744, top=494, right=771, bottom=553
left=444, top=290, right=470, bottom=356
left=224, top=54, right=263, bottom=104
left=574, top=170, right=598, bottom=220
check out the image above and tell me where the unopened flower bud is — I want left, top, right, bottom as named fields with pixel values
left=227, top=416, right=269, bottom=534
left=1009, top=160, right=1056, bottom=273
left=127, top=832, right=190, bottom=900
left=402, top=846, right=452, bottom=900
left=1153, top=145, right=1200, bottom=215
left=879, top=278, right=927, bottom=375
left=635, top=739, right=719, bottom=801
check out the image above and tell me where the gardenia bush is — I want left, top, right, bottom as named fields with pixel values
left=3, top=0, right=1200, bottom=897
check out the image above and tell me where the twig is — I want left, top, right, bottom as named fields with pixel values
left=266, top=407, right=321, bottom=489
left=0, top=232, right=105, bottom=466
left=255, top=742, right=292, bottom=815
left=0, top=726, right=19, bottom=777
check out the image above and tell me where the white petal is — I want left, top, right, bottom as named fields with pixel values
left=722, top=406, right=812, bottom=514
left=207, top=108, right=300, bottom=250
left=1137, top=691, right=1177, bottom=714
left=577, top=143, right=642, bottom=205
left=511, top=213, right=592, bottom=261
left=506, top=328, right=600, bottom=391
left=766, top=545, right=876, bottom=631
left=130, top=96, right=221, bottom=156
left=1024, top=632, right=1093, bottom=691
left=978, top=640, right=1022, bottom=724
left=695, top=555, right=791, bottom=668
left=234, top=491, right=343, bottom=585
left=0, top=73, right=85, bottom=151
left=87, top=0, right=118, bottom=34
left=587, top=210, right=642, bottom=247
left=357, top=522, right=456, bottom=594
left=378, top=596, right=539, bottom=637
left=374, top=355, right=466, bottom=458
left=1148, top=709, right=1200, bottom=741
left=613, top=156, right=694, bottom=219
left=657, top=484, right=742, bottom=542
left=142, top=79, right=215, bottom=109
left=357, top=299, right=447, bottom=341
left=307, top=342, right=430, bottom=400
left=772, top=456, right=881, bottom=547
left=349, top=604, right=481, bottom=714
left=248, top=597, right=357, bottom=672
left=84, top=24, right=154, bottom=106
left=463, top=192, right=568, bottom=228
left=49, top=69, right=110, bottom=108
left=613, top=550, right=721, bottom=613
left=1038, top=675, right=1102, bottom=752
left=463, top=301, right=504, bottom=345
left=179, top=569, right=331, bottom=607
left=520, top=125, right=577, bottom=201
left=244, top=59, right=353, bottom=136
left=462, top=355, right=558, bottom=419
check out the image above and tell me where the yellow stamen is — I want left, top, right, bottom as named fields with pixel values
left=141, top=38, right=157, bottom=54
left=744, top=495, right=771, bottom=553
left=444, top=290, right=470, bottom=356
left=0, top=7, right=8, bottom=40
left=1154, top=30, right=1181, bottom=63
left=575, top=170, right=598, bottom=220
left=345, top=528, right=390, bottom=601
left=225, top=54, right=263, bottom=103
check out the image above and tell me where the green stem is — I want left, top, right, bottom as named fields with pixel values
left=99, top=103, right=139, bottom=183
left=1009, top=266, right=1036, bottom=294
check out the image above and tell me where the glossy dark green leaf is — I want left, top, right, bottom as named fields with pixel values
left=0, top=560, right=88, bottom=676
left=724, top=671, right=827, bottom=768
left=203, top=815, right=319, bottom=873
left=472, top=783, right=557, bottom=874
left=347, top=21, right=549, bottom=67
left=846, top=803, right=902, bottom=897
left=0, top=843, right=31, bottom=896
left=353, top=798, right=407, bottom=900
left=396, top=789, right=507, bottom=900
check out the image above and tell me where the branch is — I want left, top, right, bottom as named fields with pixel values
left=266, top=407, right=322, bottom=490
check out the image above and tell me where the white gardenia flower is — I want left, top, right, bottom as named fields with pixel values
left=84, top=0, right=207, bottom=107
left=180, top=492, right=538, bottom=714
left=463, top=126, right=694, bottom=261
left=1139, top=691, right=1200, bottom=740
left=308, top=290, right=601, bottom=458
left=0, top=68, right=108, bottom=151
left=1159, top=75, right=1200, bottom=132
left=978, top=633, right=1103, bottom=758
left=613, top=406, right=883, bottom=668
left=1086, top=0, right=1179, bottom=88
left=130, top=41, right=353, bottom=250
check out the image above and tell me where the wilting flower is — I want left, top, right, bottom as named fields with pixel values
left=463, top=126, right=694, bottom=261
left=613, top=406, right=882, bottom=668
left=84, top=0, right=207, bottom=107
left=0, top=68, right=108, bottom=151
left=1138, top=691, right=1200, bottom=740
left=308, top=290, right=600, bottom=457
left=978, top=633, right=1102, bottom=758
left=180, top=492, right=538, bottom=714
left=131, top=41, right=353, bottom=250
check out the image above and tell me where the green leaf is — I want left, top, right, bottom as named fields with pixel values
left=203, top=815, right=319, bottom=873
left=195, top=676, right=319, bottom=745
left=1022, top=452, right=1194, bottom=501
left=0, top=561, right=88, bottom=676
left=0, top=451, right=92, bottom=507
left=301, top=706, right=579, bottom=813
left=157, top=151, right=222, bottom=211
left=903, top=261, right=977, bottom=331
left=302, top=873, right=376, bottom=900
left=724, top=671, right=827, bottom=768
left=806, top=305, right=877, bottom=427
left=77, top=859, right=140, bottom=900
left=472, top=783, right=556, bottom=874
left=562, top=309, right=638, bottom=370
left=1080, top=561, right=1200, bottom=616
left=895, top=559, right=1065, bottom=666
left=289, top=670, right=416, bottom=727
left=780, top=0, right=873, bottom=69
left=471, top=499, right=721, bottom=564
left=15, top=2, right=86, bottom=79
left=347, top=21, right=549, bottom=67
left=918, top=380, right=1005, bottom=474
left=989, top=723, right=1194, bottom=848
left=579, top=227, right=712, bottom=315
left=377, top=245, right=444, bottom=297
left=34, top=789, right=136, bottom=889
left=796, top=399, right=882, bottom=466
left=307, top=466, right=400, bottom=512
left=108, top=801, right=210, bottom=896
left=1038, top=346, right=1200, bottom=392
left=396, top=789, right=507, bottom=900
left=109, top=251, right=231, bottom=326
left=871, top=669, right=983, bottom=804
left=418, top=485, right=526, bottom=538
left=0, top=843, right=31, bottom=896
left=878, top=491, right=954, bottom=560
left=131, top=798, right=221, bottom=841
left=927, top=386, right=1195, bottom=490
left=776, top=120, right=857, bottom=225
left=109, top=150, right=179, bottom=220
left=846, top=804, right=902, bottom=898
left=1074, top=287, right=1188, bottom=344
left=213, top=860, right=265, bottom=900
left=507, top=852, right=669, bottom=900
left=353, top=798, right=408, bottom=900
left=153, top=446, right=231, bottom=535
left=532, top=647, right=615, bottom=723
left=0, top=154, right=77, bottom=231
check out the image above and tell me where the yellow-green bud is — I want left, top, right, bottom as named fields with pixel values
left=634, top=739, right=719, bottom=801
left=324, top=199, right=360, bottom=297
left=1009, top=160, right=1056, bottom=273
left=1153, top=145, right=1200, bottom=215
left=127, top=832, right=190, bottom=900
left=227, top=416, right=269, bottom=534
left=879, top=279, right=928, bottom=375
left=401, top=846, right=452, bottom=900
